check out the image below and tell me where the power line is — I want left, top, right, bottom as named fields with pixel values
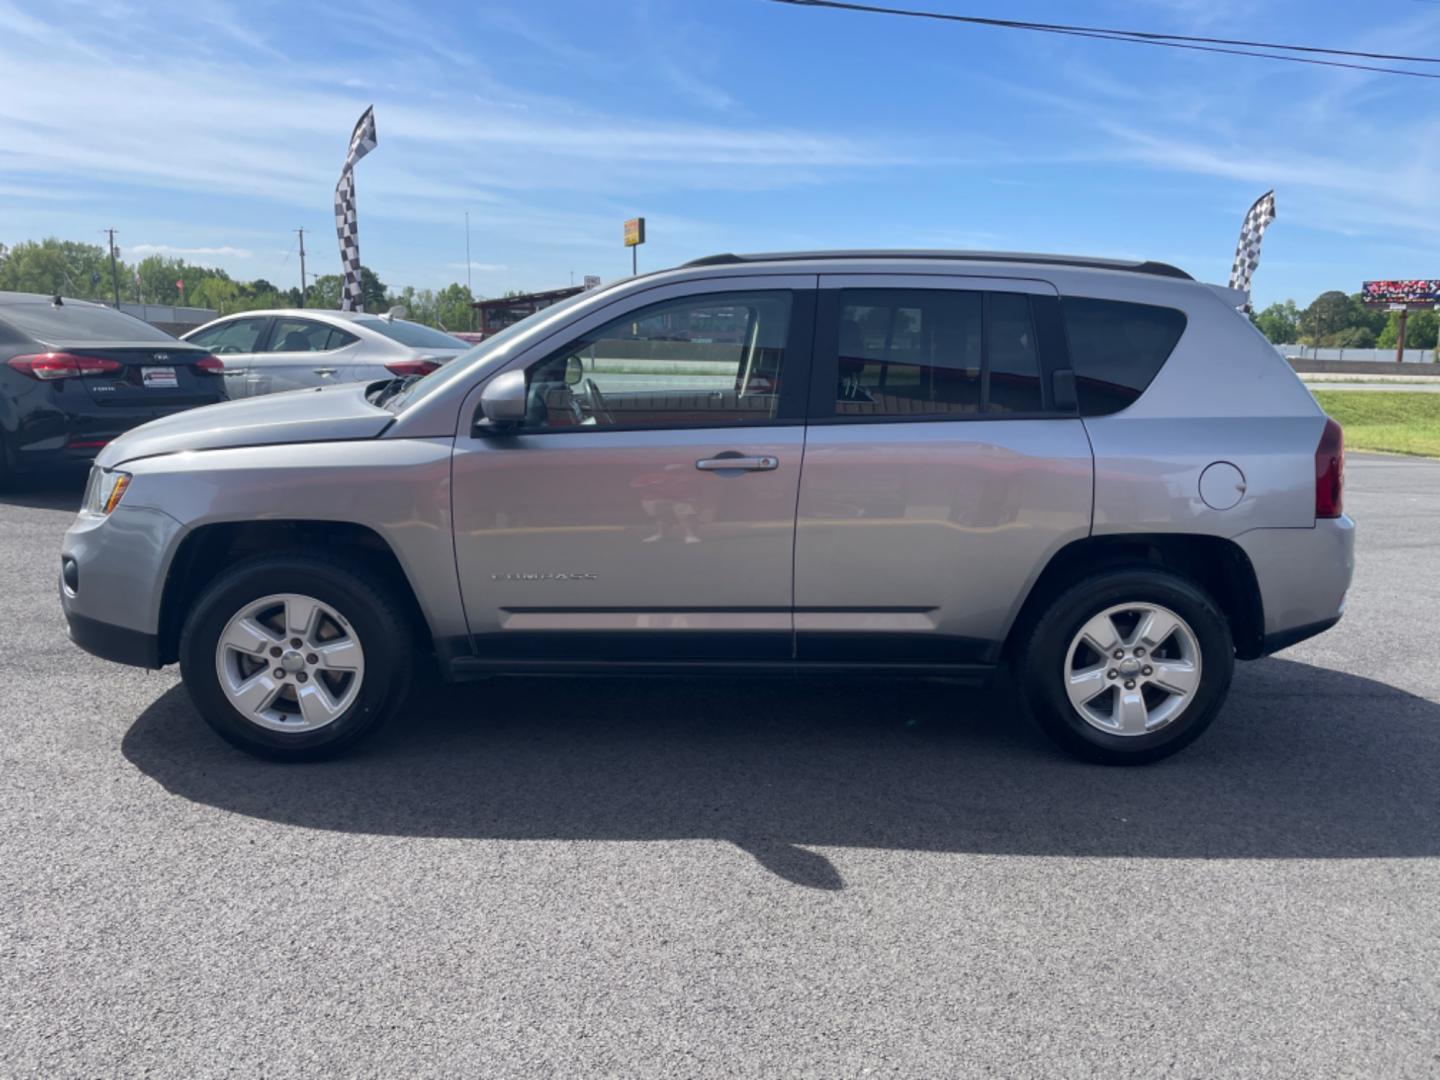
left=771, top=0, right=1440, bottom=79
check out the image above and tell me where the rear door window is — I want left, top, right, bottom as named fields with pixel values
left=188, top=317, right=270, bottom=354
left=1061, top=298, right=1187, bottom=416
left=832, top=288, right=1044, bottom=417
left=268, top=318, right=339, bottom=352
left=986, top=292, right=1044, bottom=413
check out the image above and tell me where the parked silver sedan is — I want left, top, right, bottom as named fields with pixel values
left=181, top=308, right=470, bottom=398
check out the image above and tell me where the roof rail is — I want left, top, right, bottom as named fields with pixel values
left=681, top=250, right=1194, bottom=281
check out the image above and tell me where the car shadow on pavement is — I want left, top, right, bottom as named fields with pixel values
left=0, top=469, right=87, bottom=511
left=122, top=658, right=1440, bottom=890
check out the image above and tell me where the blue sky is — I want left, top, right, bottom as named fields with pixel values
left=3, top=0, right=1438, bottom=308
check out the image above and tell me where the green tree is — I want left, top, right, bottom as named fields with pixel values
left=435, top=283, right=475, bottom=331
left=0, top=238, right=124, bottom=301
left=1377, top=309, right=1438, bottom=351
left=186, top=274, right=242, bottom=314
left=1299, top=291, right=1353, bottom=344
left=1348, top=294, right=1388, bottom=338
left=308, top=266, right=386, bottom=311
left=1326, top=326, right=1375, bottom=349
left=1252, top=300, right=1300, bottom=344
left=134, top=255, right=191, bottom=304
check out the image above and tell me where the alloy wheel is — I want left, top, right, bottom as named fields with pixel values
left=213, top=593, right=366, bottom=733
left=1063, top=601, right=1202, bottom=736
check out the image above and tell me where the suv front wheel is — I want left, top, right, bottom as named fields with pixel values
left=1018, top=568, right=1234, bottom=765
left=178, top=556, right=413, bottom=760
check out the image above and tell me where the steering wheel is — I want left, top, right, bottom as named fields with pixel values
left=582, top=378, right=614, bottom=425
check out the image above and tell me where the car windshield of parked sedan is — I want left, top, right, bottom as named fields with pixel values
left=379, top=289, right=600, bottom=413
left=351, top=317, right=469, bottom=350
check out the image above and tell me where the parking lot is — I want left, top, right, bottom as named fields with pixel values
left=3, top=453, right=1439, bottom=1077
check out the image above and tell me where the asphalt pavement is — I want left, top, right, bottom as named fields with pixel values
left=3, top=454, right=1440, bottom=1077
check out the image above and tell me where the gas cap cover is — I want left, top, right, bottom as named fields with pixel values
left=1199, top=461, right=1247, bottom=511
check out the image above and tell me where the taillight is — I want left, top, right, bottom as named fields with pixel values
left=192, top=354, right=225, bottom=374
left=7, top=352, right=123, bottom=380
left=1315, top=416, right=1344, bottom=519
left=385, top=359, right=439, bottom=377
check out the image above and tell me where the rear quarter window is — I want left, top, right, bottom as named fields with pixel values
left=1061, top=297, right=1187, bottom=416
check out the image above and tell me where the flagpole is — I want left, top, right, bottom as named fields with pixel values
left=466, top=211, right=477, bottom=330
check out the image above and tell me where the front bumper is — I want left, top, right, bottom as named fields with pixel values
left=1235, top=515, right=1356, bottom=656
left=65, top=609, right=161, bottom=667
left=59, top=501, right=184, bottom=670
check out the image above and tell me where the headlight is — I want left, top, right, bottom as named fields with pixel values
left=84, top=467, right=132, bottom=515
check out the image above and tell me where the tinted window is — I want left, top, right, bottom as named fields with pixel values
left=385, top=289, right=598, bottom=415
left=1061, top=298, right=1187, bottom=416
left=326, top=327, right=358, bottom=350
left=188, top=317, right=269, bottom=354
left=0, top=301, right=176, bottom=344
left=353, top=317, right=468, bottom=349
left=835, top=289, right=1043, bottom=416
left=521, top=291, right=792, bottom=430
left=268, top=318, right=336, bottom=352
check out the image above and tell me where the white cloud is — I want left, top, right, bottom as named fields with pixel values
left=128, top=244, right=255, bottom=259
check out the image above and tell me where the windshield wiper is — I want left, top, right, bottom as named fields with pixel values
left=368, top=375, right=421, bottom=410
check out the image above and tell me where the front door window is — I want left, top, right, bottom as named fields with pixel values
left=519, top=291, right=792, bottom=430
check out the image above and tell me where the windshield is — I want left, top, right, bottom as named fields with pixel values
left=380, top=288, right=600, bottom=413
left=0, top=301, right=179, bottom=344
left=352, top=316, right=468, bottom=350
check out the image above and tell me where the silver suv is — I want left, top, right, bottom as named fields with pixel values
left=59, top=252, right=1353, bottom=765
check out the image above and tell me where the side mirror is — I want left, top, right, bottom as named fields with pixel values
left=564, top=355, right=583, bottom=386
left=478, top=369, right=528, bottom=427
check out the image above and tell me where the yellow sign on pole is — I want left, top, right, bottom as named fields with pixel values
left=623, top=217, right=645, bottom=247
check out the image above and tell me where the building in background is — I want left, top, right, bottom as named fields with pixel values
left=470, top=285, right=590, bottom=339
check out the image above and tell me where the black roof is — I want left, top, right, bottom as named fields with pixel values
left=681, top=250, right=1193, bottom=281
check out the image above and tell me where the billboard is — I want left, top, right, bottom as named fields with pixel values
left=1361, top=280, right=1440, bottom=307
left=624, top=217, right=646, bottom=247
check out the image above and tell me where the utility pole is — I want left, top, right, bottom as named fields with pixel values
left=465, top=211, right=474, bottom=330
left=295, top=228, right=308, bottom=308
left=104, top=228, right=120, bottom=306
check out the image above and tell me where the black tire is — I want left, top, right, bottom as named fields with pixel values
left=1017, top=567, right=1234, bottom=766
left=178, top=555, right=413, bottom=761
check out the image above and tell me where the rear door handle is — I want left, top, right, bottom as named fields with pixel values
left=313, top=367, right=337, bottom=376
left=696, top=455, right=779, bottom=472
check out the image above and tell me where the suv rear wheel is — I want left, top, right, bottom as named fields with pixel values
left=178, top=555, right=413, bottom=761
left=1018, top=568, right=1234, bottom=765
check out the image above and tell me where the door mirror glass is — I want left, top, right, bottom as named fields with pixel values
left=478, top=369, right=528, bottom=426
left=564, top=355, right=584, bottom=386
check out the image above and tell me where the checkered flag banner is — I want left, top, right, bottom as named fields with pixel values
left=334, top=106, right=378, bottom=312
left=1228, top=190, right=1276, bottom=302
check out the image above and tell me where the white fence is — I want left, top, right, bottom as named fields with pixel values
left=103, top=302, right=218, bottom=329
left=1278, top=344, right=1437, bottom=364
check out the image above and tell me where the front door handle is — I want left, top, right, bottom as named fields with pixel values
left=313, top=367, right=337, bottom=376
left=696, top=455, right=779, bottom=472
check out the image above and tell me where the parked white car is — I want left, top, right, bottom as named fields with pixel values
left=181, top=309, right=470, bottom=398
